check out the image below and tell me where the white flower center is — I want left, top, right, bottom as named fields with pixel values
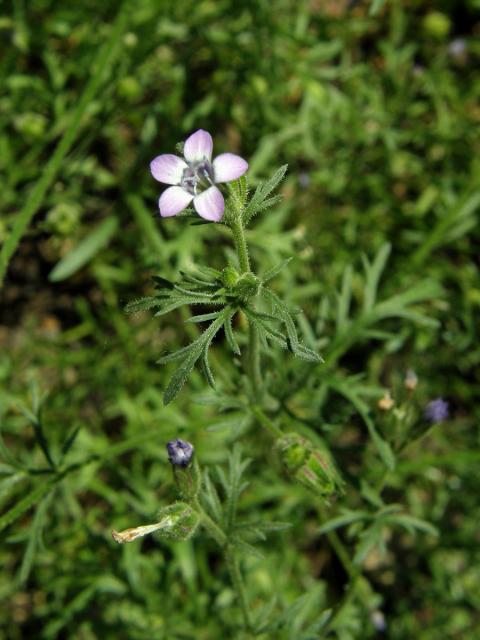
left=181, top=160, right=214, bottom=195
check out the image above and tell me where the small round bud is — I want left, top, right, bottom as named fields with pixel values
left=222, top=266, right=240, bottom=288
left=166, top=439, right=194, bottom=467
left=233, top=273, right=261, bottom=301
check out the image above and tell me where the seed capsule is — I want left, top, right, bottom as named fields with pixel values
left=276, top=433, right=344, bottom=499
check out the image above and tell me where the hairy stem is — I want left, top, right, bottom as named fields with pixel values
left=192, top=498, right=227, bottom=546
left=193, top=498, right=253, bottom=634
left=226, top=544, right=254, bottom=634
left=252, top=406, right=283, bottom=438
left=230, top=217, right=250, bottom=273
left=230, top=217, right=263, bottom=401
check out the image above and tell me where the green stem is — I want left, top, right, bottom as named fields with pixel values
left=192, top=498, right=227, bottom=547
left=252, top=406, right=283, bottom=438
left=193, top=498, right=253, bottom=634
left=230, top=217, right=250, bottom=273
left=229, top=217, right=263, bottom=401
left=323, top=570, right=362, bottom=635
left=248, top=321, right=263, bottom=401
left=226, top=544, right=254, bottom=634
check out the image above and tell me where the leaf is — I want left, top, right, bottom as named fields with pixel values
left=185, top=311, right=222, bottom=324
left=163, top=310, right=230, bottom=404
left=262, top=257, right=293, bottom=284
left=19, top=490, right=55, bottom=583
left=330, top=379, right=396, bottom=470
left=224, top=312, right=241, bottom=355
left=389, top=514, right=438, bottom=537
left=336, top=265, right=353, bottom=332
left=262, top=288, right=323, bottom=362
left=362, top=243, right=391, bottom=313
left=49, top=217, right=118, bottom=282
left=0, top=479, right=57, bottom=533
left=318, top=511, right=368, bottom=535
left=225, top=445, right=251, bottom=532
left=369, top=0, right=388, bottom=15
left=202, top=470, right=223, bottom=522
left=125, top=296, right=165, bottom=314
left=244, top=165, right=288, bottom=223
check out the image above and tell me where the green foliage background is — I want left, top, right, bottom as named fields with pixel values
left=1, top=0, right=479, bottom=638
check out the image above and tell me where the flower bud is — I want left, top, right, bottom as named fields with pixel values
left=222, top=266, right=240, bottom=288
left=112, top=502, right=199, bottom=544
left=167, top=439, right=194, bottom=467
left=276, top=433, right=344, bottom=499
left=166, top=439, right=200, bottom=500
left=233, top=273, right=261, bottom=301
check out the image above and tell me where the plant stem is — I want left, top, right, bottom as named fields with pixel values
left=248, top=321, right=263, bottom=402
left=193, top=498, right=253, bottom=635
left=192, top=498, right=227, bottom=547
left=229, top=217, right=263, bottom=401
left=252, top=406, right=283, bottom=438
left=225, top=544, right=254, bottom=635
left=230, top=217, right=250, bottom=273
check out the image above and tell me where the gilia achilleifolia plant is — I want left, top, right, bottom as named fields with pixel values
left=113, top=129, right=443, bottom=637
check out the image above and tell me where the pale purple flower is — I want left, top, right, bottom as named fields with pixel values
left=424, top=398, right=449, bottom=424
left=448, top=38, right=467, bottom=59
left=371, top=610, right=387, bottom=632
left=166, top=439, right=194, bottom=467
left=150, top=130, right=248, bottom=222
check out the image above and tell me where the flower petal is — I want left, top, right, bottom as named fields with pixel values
left=150, top=154, right=187, bottom=185
left=213, top=153, right=248, bottom=183
left=183, top=129, right=213, bottom=163
left=193, top=186, right=225, bottom=222
left=159, top=186, right=193, bottom=217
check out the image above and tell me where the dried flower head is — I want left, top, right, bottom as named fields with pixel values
left=404, top=369, right=418, bottom=391
left=378, top=391, right=394, bottom=411
left=424, top=398, right=449, bottom=424
left=166, top=439, right=194, bottom=467
left=150, top=129, right=248, bottom=221
left=112, top=502, right=199, bottom=543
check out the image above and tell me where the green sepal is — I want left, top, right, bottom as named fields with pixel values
left=276, top=433, right=344, bottom=499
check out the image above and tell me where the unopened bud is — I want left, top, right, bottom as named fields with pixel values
left=222, top=266, right=240, bottom=288
left=166, top=439, right=200, bottom=499
left=167, top=439, right=194, bottom=467
left=276, top=433, right=343, bottom=499
left=112, top=502, right=199, bottom=544
left=231, top=273, right=261, bottom=301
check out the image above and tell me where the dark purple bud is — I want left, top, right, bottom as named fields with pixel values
left=424, top=398, right=449, bottom=424
left=166, top=439, right=194, bottom=467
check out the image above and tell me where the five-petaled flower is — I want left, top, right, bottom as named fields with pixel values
left=150, top=130, right=248, bottom=222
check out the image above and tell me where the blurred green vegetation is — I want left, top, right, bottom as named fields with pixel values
left=1, top=0, right=479, bottom=638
